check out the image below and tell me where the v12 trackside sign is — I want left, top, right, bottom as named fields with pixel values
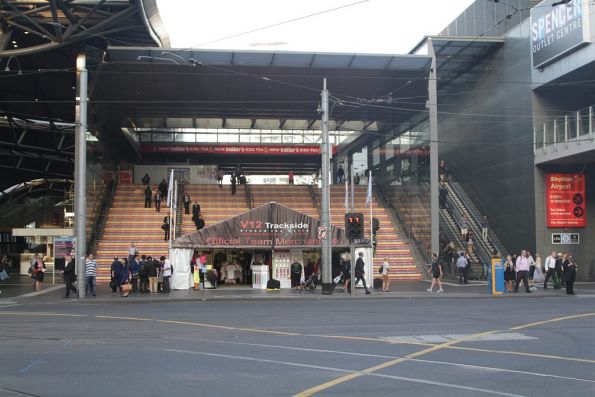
left=530, top=0, right=591, bottom=68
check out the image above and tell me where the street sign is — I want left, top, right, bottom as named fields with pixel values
left=317, top=226, right=328, bottom=240
left=552, top=233, right=580, bottom=244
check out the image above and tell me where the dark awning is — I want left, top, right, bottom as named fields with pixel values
left=172, top=202, right=351, bottom=249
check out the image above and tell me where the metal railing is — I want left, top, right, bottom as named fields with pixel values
left=87, top=180, right=116, bottom=255
left=534, top=105, right=594, bottom=153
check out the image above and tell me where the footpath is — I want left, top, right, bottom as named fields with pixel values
left=2, top=275, right=595, bottom=305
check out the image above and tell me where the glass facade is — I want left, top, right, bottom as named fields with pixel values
left=364, top=119, right=431, bottom=260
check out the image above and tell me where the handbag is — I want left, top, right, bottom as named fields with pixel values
left=121, top=283, right=132, bottom=292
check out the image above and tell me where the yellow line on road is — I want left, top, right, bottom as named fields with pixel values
left=156, top=319, right=301, bottom=336
left=293, top=330, right=499, bottom=397
left=292, top=312, right=595, bottom=396
left=510, top=312, right=595, bottom=330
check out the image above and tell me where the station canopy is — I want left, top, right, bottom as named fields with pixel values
left=172, top=202, right=351, bottom=250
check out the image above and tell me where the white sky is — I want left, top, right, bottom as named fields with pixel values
left=156, top=0, right=476, bottom=54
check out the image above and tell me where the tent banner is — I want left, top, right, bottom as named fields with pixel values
left=172, top=202, right=349, bottom=249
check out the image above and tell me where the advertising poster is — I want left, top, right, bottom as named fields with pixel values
left=546, top=173, right=586, bottom=228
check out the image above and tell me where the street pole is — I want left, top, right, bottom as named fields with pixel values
left=321, top=78, right=332, bottom=295
left=350, top=165, right=355, bottom=295
left=74, top=54, right=87, bottom=299
left=428, top=38, right=439, bottom=256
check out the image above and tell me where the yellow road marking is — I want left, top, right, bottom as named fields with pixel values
left=510, top=312, right=595, bottom=330
left=157, top=319, right=301, bottom=336
left=292, top=330, right=499, bottom=397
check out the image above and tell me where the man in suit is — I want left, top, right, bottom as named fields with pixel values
left=154, top=190, right=161, bottom=212
left=183, top=194, right=191, bottom=214
left=62, top=253, right=78, bottom=298
left=144, top=186, right=152, bottom=208
left=355, top=252, right=371, bottom=295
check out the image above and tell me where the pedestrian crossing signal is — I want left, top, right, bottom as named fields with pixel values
left=345, top=212, right=364, bottom=241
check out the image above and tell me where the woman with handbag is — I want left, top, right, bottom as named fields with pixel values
left=119, top=258, right=131, bottom=297
left=33, top=258, right=46, bottom=292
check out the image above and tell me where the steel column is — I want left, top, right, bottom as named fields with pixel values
left=428, top=38, right=439, bottom=256
left=74, top=53, right=87, bottom=298
left=320, top=78, right=332, bottom=295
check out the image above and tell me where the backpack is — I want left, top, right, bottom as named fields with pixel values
left=139, top=261, right=147, bottom=277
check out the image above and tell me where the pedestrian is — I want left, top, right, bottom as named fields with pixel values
left=146, top=256, right=158, bottom=294
left=528, top=250, right=537, bottom=287
left=426, top=253, right=444, bottom=293
left=456, top=252, right=468, bottom=285
left=129, top=253, right=140, bottom=293
left=304, top=259, right=314, bottom=281
left=290, top=260, right=302, bottom=289
left=183, top=193, right=191, bottom=215
left=161, top=256, right=172, bottom=293
left=514, top=250, right=532, bottom=293
left=543, top=251, right=557, bottom=289
left=192, top=202, right=201, bottom=219
left=162, top=215, right=170, bottom=241
left=110, top=256, right=123, bottom=295
left=355, top=252, right=371, bottom=294
left=337, top=165, right=345, bottom=184
left=154, top=190, right=161, bottom=212
left=216, top=168, right=224, bottom=188
left=563, top=254, right=577, bottom=295
left=141, top=173, right=150, bottom=186
left=504, top=255, right=515, bottom=292
left=128, top=242, right=137, bottom=263
left=460, top=215, right=468, bottom=241
left=466, top=232, right=474, bottom=254
left=195, top=214, right=205, bottom=230
left=192, top=255, right=200, bottom=290
left=84, top=254, right=97, bottom=297
left=439, top=182, right=448, bottom=209
left=381, top=257, right=391, bottom=292
left=62, top=254, right=78, bottom=298
left=32, top=256, right=46, bottom=292
left=144, top=186, right=152, bottom=208
left=555, top=252, right=565, bottom=288
left=230, top=173, right=237, bottom=195
left=342, top=255, right=351, bottom=293
left=481, top=215, right=488, bottom=241
left=158, top=179, right=168, bottom=200
left=139, top=255, right=149, bottom=293
left=157, top=257, right=164, bottom=293
left=120, top=258, right=130, bottom=297
left=288, top=170, right=294, bottom=185
left=439, top=159, right=449, bottom=181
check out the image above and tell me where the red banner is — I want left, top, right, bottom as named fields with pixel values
left=141, top=144, right=336, bottom=156
left=546, top=173, right=586, bottom=228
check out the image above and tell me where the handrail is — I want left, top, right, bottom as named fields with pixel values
left=87, top=179, right=116, bottom=255
left=175, top=182, right=184, bottom=238
left=447, top=180, right=510, bottom=256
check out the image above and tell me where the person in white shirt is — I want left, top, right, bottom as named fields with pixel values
left=161, top=256, right=172, bottom=293
left=514, top=250, right=532, bottom=293
left=128, top=242, right=137, bottom=263
left=381, top=258, right=391, bottom=292
left=543, top=251, right=557, bottom=289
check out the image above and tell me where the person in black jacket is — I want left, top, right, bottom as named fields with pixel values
left=192, top=202, right=201, bottom=219
left=195, top=214, right=205, bottom=230
left=110, top=257, right=123, bottom=294
left=563, top=254, right=577, bottom=295
left=62, top=254, right=78, bottom=298
left=355, top=252, right=371, bottom=295
left=158, top=179, right=168, bottom=200
left=144, top=186, right=152, bottom=208
left=162, top=215, right=170, bottom=241
left=145, top=256, right=158, bottom=294
left=183, top=194, right=191, bottom=214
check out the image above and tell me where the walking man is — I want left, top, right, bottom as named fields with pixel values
left=154, top=190, right=161, bottom=212
left=144, top=186, right=152, bottom=208
left=84, top=254, right=97, bottom=297
left=456, top=252, right=468, bottom=285
left=543, top=251, right=557, bottom=289
left=161, top=256, right=172, bottom=293
left=354, top=252, right=371, bottom=295
left=563, top=254, right=577, bottom=295
left=481, top=215, right=488, bottom=241
left=63, top=254, right=78, bottom=298
left=183, top=193, right=191, bottom=214
left=162, top=215, right=170, bottom=241
left=514, top=250, right=532, bottom=293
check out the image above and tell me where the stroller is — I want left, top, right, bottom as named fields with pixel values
left=302, top=272, right=320, bottom=293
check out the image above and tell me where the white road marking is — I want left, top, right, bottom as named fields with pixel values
left=381, top=332, right=537, bottom=344
left=159, top=347, right=527, bottom=397
left=187, top=338, right=595, bottom=384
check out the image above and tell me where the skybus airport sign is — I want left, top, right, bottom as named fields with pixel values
left=531, top=0, right=592, bottom=68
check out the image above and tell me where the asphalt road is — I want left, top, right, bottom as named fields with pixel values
left=1, top=296, right=594, bottom=396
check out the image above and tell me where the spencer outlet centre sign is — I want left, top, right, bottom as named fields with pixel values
left=530, top=0, right=591, bottom=68
left=546, top=173, right=586, bottom=228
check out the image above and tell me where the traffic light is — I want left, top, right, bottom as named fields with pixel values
left=345, top=212, right=364, bottom=241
